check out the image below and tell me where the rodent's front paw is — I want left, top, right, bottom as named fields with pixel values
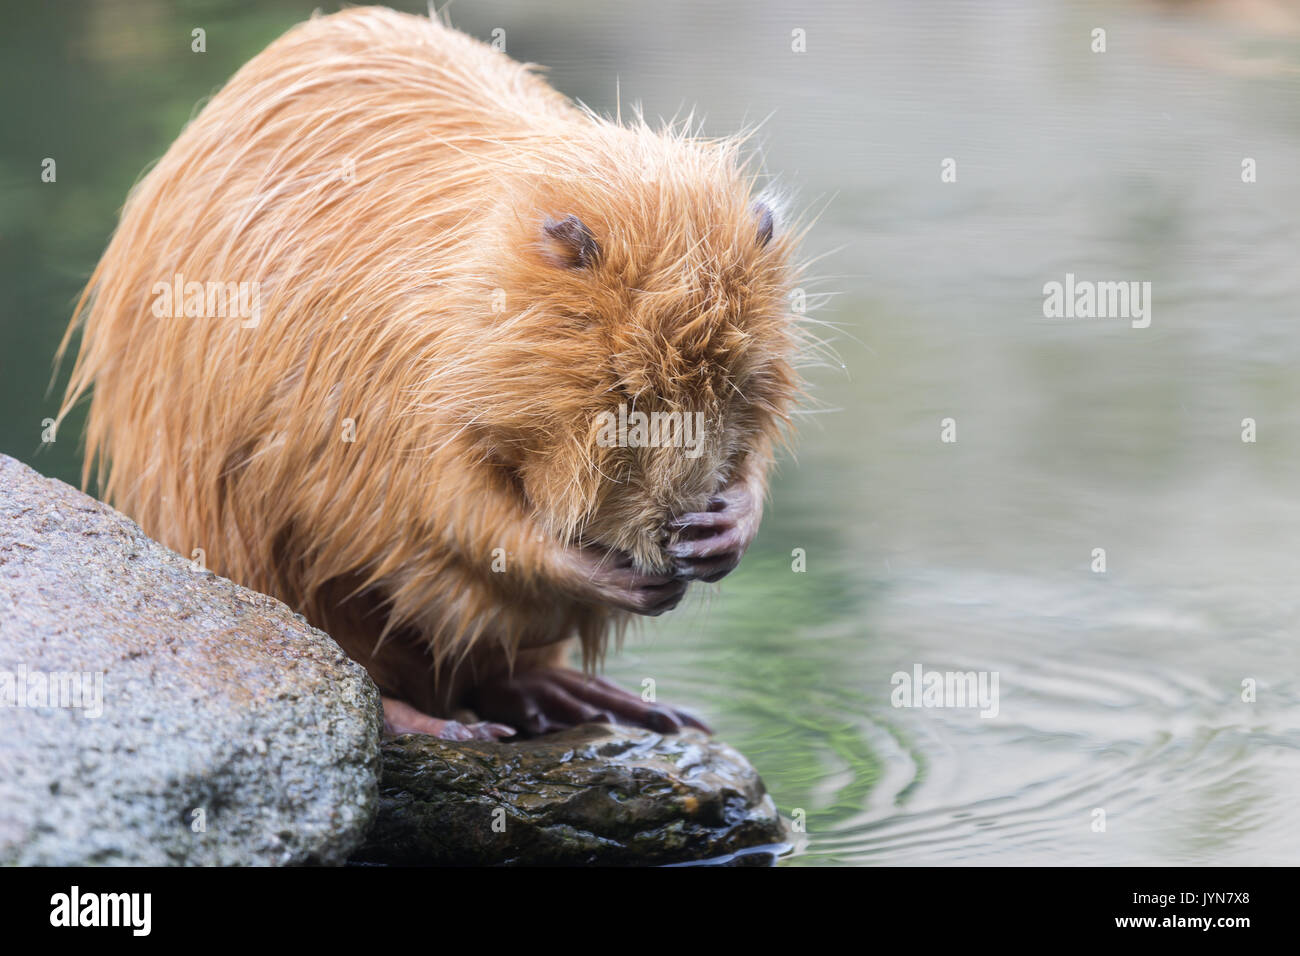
left=667, top=480, right=761, bottom=583
left=570, top=546, right=688, bottom=615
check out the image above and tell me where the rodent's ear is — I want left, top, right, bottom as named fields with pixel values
left=541, top=214, right=600, bottom=269
left=754, top=202, right=775, bottom=248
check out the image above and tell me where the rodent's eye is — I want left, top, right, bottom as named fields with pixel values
left=754, top=202, right=775, bottom=248
left=541, top=214, right=600, bottom=269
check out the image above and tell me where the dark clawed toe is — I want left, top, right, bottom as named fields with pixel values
left=667, top=482, right=758, bottom=583
left=442, top=720, right=519, bottom=741
left=475, top=722, right=519, bottom=740
left=675, top=555, right=741, bottom=583
left=472, top=669, right=639, bottom=737
left=667, top=524, right=745, bottom=560
left=547, top=669, right=713, bottom=735
left=667, top=707, right=713, bottom=734
left=669, top=510, right=733, bottom=533
left=381, top=697, right=517, bottom=741
left=666, top=524, right=745, bottom=582
left=641, top=703, right=712, bottom=734
left=619, top=576, right=688, bottom=615
left=576, top=544, right=692, bottom=614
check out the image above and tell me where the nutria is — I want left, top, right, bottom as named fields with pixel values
left=57, top=7, right=803, bottom=739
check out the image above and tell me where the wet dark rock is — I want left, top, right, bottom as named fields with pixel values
left=354, top=725, right=787, bottom=865
left=0, top=454, right=382, bottom=865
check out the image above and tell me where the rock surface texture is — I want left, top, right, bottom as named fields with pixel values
left=354, top=725, right=787, bottom=865
left=0, top=454, right=382, bottom=865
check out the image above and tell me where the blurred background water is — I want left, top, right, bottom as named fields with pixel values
left=3, top=0, right=1299, bottom=865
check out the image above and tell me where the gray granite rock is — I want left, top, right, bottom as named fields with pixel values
left=354, top=725, right=787, bottom=865
left=0, top=454, right=382, bottom=865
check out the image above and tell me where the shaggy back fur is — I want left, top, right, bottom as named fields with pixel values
left=57, top=7, right=804, bottom=690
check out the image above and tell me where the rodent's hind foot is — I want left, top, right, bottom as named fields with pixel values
left=468, top=667, right=711, bottom=738
left=381, top=696, right=515, bottom=741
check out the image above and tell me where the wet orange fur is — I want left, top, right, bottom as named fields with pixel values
left=57, top=7, right=805, bottom=716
